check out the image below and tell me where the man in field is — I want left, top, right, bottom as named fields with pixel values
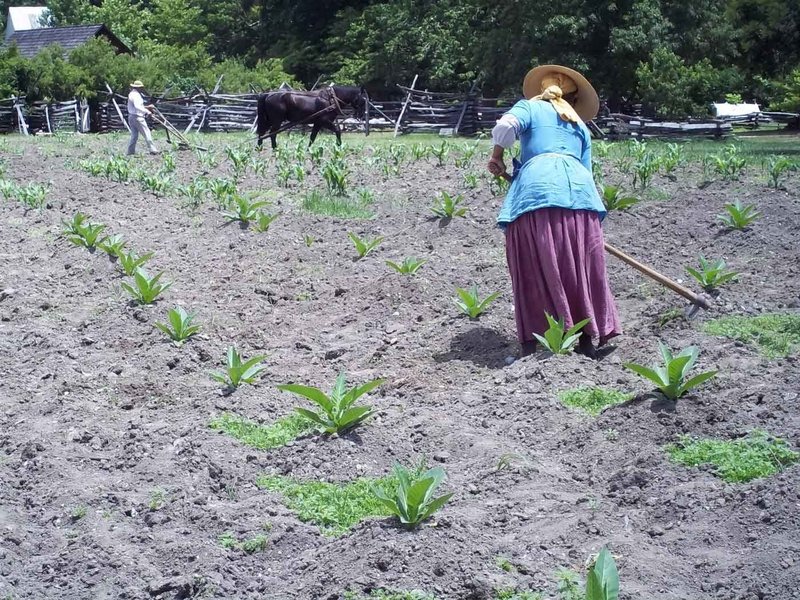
left=126, top=80, right=159, bottom=155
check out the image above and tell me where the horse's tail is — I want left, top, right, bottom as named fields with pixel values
left=256, top=93, right=270, bottom=139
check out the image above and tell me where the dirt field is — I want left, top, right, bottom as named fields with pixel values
left=1, top=130, right=799, bottom=600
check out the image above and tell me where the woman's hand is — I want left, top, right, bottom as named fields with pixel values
left=487, top=156, right=506, bottom=177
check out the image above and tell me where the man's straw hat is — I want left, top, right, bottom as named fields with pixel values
left=523, top=65, right=599, bottom=122
left=130, top=80, right=145, bottom=88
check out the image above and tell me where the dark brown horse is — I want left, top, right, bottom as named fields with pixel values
left=255, top=85, right=367, bottom=150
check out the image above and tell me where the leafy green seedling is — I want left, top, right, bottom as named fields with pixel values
left=765, top=156, right=796, bottom=188
left=372, top=462, right=452, bottom=528
left=62, top=212, right=106, bottom=251
left=98, top=234, right=127, bottom=258
left=253, top=211, right=280, bottom=233
left=624, top=343, right=717, bottom=400
left=349, top=232, right=384, bottom=259
left=222, top=194, right=270, bottom=225
left=117, top=250, right=154, bottom=276
left=322, top=161, right=348, bottom=196
left=16, top=182, right=48, bottom=209
left=0, top=179, right=17, bottom=200
left=586, top=547, right=620, bottom=600
left=210, top=346, right=267, bottom=389
left=601, top=185, right=640, bottom=211
left=304, top=234, right=315, bottom=247
left=138, top=172, right=173, bottom=195
left=718, top=201, right=760, bottom=230
left=453, top=284, right=500, bottom=319
left=533, top=313, right=590, bottom=355
left=429, top=141, right=450, bottom=166
left=155, top=306, right=201, bottom=345
left=386, top=257, right=426, bottom=275
left=121, top=269, right=172, bottom=305
left=712, top=144, right=747, bottom=180
left=278, top=373, right=384, bottom=434
left=685, top=256, right=738, bottom=291
left=430, top=191, right=467, bottom=219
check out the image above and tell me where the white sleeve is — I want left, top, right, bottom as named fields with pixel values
left=491, top=114, right=520, bottom=148
left=131, top=91, right=146, bottom=112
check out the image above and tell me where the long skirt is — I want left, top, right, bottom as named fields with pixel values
left=505, top=207, right=621, bottom=345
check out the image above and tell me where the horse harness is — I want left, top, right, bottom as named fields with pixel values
left=256, top=86, right=348, bottom=141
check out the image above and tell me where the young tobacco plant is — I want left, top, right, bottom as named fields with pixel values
left=16, top=182, right=48, bottom=209
left=98, top=234, right=127, bottom=258
left=429, top=141, right=450, bottom=166
left=586, top=547, right=620, bottom=600
left=718, top=201, right=761, bottom=230
left=121, top=269, right=172, bottom=305
left=225, top=146, right=251, bottom=179
left=253, top=211, right=280, bottom=233
left=322, top=160, right=348, bottom=196
left=601, top=185, right=640, bottom=212
left=534, top=313, right=591, bottom=354
left=624, top=343, right=717, bottom=400
left=222, top=194, right=270, bottom=225
left=348, top=232, right=384, bottom=259
left=278, top=373, right=384, bottom=435
left=372, top=462, right=453, bottom=528
left=453, top=284, right=500, bottom=319
left=62, top=212, right=106, bottom=251
left=117, top=250, right=154, bottom=276
left=712, top=145, right=747, bottom=180
left=685, top=256, right=738, bottom=291
left=765, top=156, right=796, bottom=188
left=210, top=346, right=267, bottom=389
left=155, top=306, right=201, bottom=345
left=386, top=257, right=427, bottom=275
left=430, top=191, right=467, bottom=219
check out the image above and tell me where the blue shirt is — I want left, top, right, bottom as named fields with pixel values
left=497, top=99, right=605, bottom=226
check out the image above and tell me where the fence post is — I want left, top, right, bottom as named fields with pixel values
left=394, top=74, right=418, bottom=138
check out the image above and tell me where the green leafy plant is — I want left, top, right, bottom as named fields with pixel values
left=322, top=160, right=348, bottom=196
left=632, top=152, right=659, bottom=189
left=453, top=284, right=500, bottom=319
left=302, top=189, right=373, bottom=219
left=117, top=250, right=154, bottom=276
left=225, top=146, right=251, bottom=179
left=349, top=232, right=384, bottom=259
left=276, top=163, right=293, bottom=187
left=303, top=234, right=315, bottom=247
left=155, top=306, right=201, bottom=345
left=210, top=412, right=314, bottom=450
left=207, top=177, right=237, bottom=206
left=137, top=171, right=173, bottom=195
left=624, top=343, right=717, bottom=399
left=210, top=346, right=267, bottom=389
left=222, top=193, right=270, bottom=225
left=0, top=178, right=17, bottom=200
left=386, top=257, right=427, bottom=275
left=765, top=155, right=796, bottom=188
left=429, top=140, right=450, bottom=166
left=558, top=387, right=633, bottom=416
left=533, top=313, right=591, bottom=355
left=556, top=568, right=582, bottom=600
left=685, top=255, right=738, bottom=291
left=372, top=462, right=453, bottom=528
left=718, top=201, right=761, bottom=230
left=712, top=144, right=747, bottom=180
left=16, top=182, right=48, bottom=209
left=666, top=430, right=799, bottom=483
left=659, top=142, right=682, bottom=177
left=586, top=547, right=619, bottom=600
left=177, top=178, right=208, bottom=208
left=62, top=212, right=106, bottom=251
left=98, top=234, right=127, bottom=258
left=277, top=373, right=384, bottom=434
left=253, top=211, right=280, bottom=233
left=121, top=269, right=172, bottom=305
left=601, top=185, right=640, bottom=211
left=161, top=152, right=176, bottom=173
left=431, top=191, right=467, bottom=218
left=490, top=173, right=511, bottom=196
left=703, top=313, right=800, bottom=358
left=463, top=172, right=479, bottom=189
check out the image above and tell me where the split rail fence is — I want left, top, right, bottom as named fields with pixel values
left=2, top=85, right=798, bottom=139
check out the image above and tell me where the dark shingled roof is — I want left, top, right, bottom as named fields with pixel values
left=6, top=24, right=131, bottom=58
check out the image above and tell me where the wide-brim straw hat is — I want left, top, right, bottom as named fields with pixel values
left=130, top=80, right=145, bottom=88
left=522, top=65, right=599, bottom=122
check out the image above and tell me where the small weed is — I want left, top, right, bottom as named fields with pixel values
left=210, top=346, right=267, bottom=389
left=218, top=531, right=237, bottom=549
left=555, top=567, right=582, bottom=600
left=303, top=234, right=316, bottom=247
left=154, top=306, right=201, bottom=345
left=558, top=387, right=633, bottom=416
left=604, top=428, right=619, bottom=442
left=148, top=489, right=166, bottom=511
left=534, top=313, right=590, bottom=355
left=495, top=589, right=542, bottom=600
left=345, top=590, right=437, bottom=600
left=495, top=556, right=516, bottom=573
left=70, top=505, right=88, bottom=521
left=302, top=190, right=373, bottom=219
left=386, top=257, right=427, bottom=275
left=657, top=307, right=684, bottom=328
left=210, top=412, right=314, bottom=450
left=666, top=430, right=799, bottom=483
left=256, top=473, right=396, bottom=536
left=240, top=534, right=268, bottom=554
left=702, top=313, right=800, bottom=358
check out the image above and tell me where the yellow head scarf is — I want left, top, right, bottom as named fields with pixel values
left=531, top=73, right=582, bottom=124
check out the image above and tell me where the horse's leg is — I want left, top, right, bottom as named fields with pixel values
left=321, top=120, right=342, bottom=145
left=270, top=126, right=279, bottom=150
left=309, top=122, right=323, bottom=147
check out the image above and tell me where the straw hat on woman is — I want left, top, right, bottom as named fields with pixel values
left=488, top=65, right=620, bottom=358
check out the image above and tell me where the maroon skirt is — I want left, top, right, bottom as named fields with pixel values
left=505, top=208, right=621, bottom=345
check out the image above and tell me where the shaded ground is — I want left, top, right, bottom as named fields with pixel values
left=0, top=132, right=799, bottom=600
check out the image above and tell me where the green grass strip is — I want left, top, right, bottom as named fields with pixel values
left=210, top=412, right=314, bottom=450
left=558, top=386, right=633, bottom=416
left=301, top=190, right=373, bottom=219
left=666, top=430, right=799, bottom=483
left=344, top=590, right=438, bottom=600
left=256, top=473, right=396, bottom=536
left=703, top=313, right=800, bottom=358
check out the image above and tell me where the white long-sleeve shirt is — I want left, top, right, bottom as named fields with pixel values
left=492, top=114, right=520, bottom=148
left=127, top=90, right=149, bottom=118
